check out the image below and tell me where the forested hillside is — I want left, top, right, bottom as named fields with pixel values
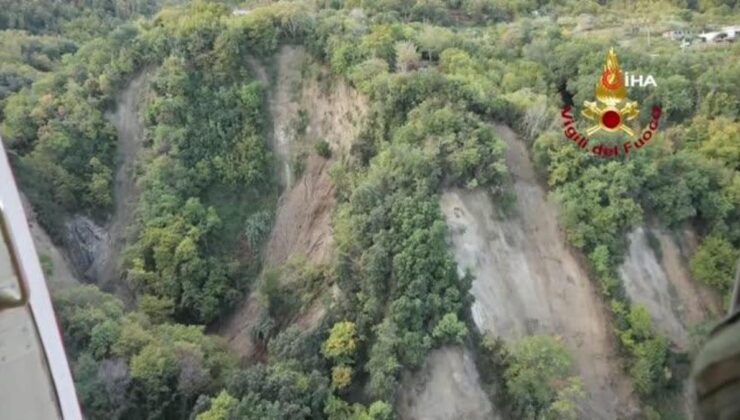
left=1, top=0, right=738, bottom=418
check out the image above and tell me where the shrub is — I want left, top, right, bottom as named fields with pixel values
left=323, top=321, right=358, bottom=363
left=690, top=234, right=739, bottom=296
left=432, top=312, right=468, bottom=344
left=315, top=139, right=332, bottom=158
left=504, top=335, right=584, bottom=417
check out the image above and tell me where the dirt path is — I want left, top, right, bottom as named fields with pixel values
left=263, top=46, right=366, bottom=268
left=619, top=227, right=721, bottom=350
left=398, top=347, right=499, bottom=420
left=440, top=125, right=636, bottom=419
left=264, top=155, right=335, bottom=267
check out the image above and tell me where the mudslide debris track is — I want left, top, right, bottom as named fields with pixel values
left=440, top=125, right=636, bottom=418
left=219, top=46, right=366, bottom=360
left=93, top=72, right=149, bottom=295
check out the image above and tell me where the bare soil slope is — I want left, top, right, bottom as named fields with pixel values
left=263, top=46, right=366, bottom=267
left=398, top=347, right=499, bottom=420
left=619, top=227, right=721, bottom=350
left=220, top=46, right=366, bottom=360
left=619, top=227, right=721, bottom=415
left=439, top=125, right=636, bottom=418
left=94, top=71, right=149, bottom=291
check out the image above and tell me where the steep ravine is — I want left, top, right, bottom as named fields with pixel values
left=438, top=125, right=637, bottom=418
left=61, top=72, right=149, bottom=299
left=21, top=73, right=150, bottom=294
left=98, top=72, right=149, bottom=291
left=236, top=47, right=503, bottom=416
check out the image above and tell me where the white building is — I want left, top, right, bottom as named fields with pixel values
left=698, top=25, right=740, bottom=42
left=723, top=25, right=740, bottom=40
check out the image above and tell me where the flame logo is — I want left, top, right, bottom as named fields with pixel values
left=581, top=48, right=639, bottom=136
left=601, top=68, right=623, bottom=90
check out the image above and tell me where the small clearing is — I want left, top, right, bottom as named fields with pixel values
left=219, top=46, right=366, bottom=361
left=398, top=347, right=499, bottom=420
left=440, top=125, right=637, bottom=418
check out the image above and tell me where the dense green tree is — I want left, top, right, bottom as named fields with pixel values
left=431, top=312, right=468, bottom=344
left=504, top=335, right=584, bottom=418
left=415, top=25, right=454, bottom=60
left=650, top=75, right=694, bottom=123
left=324, top=396, right=393, bottom=420
left=323, top=321, right=358, bottom=363
left=554, top=160, right=643, bottom=254
left=395, top=41, right=420, bottom=72
left=0, top=0, right=162, bottom=40
left=611, top=303, right=672, bottom=397
left=225, top=362, right=330, bottom=419
left=124, top=27, right=276, bottom=322
left=195, top=391, right=238, bottom=420
left=55, top=285, right=235, bottom=419
left=331, top=365, right=354, bottom=390
left=691, top=235, right=740, bottom=295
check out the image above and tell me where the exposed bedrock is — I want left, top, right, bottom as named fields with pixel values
left=63, top=215, right=108, bottom=281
